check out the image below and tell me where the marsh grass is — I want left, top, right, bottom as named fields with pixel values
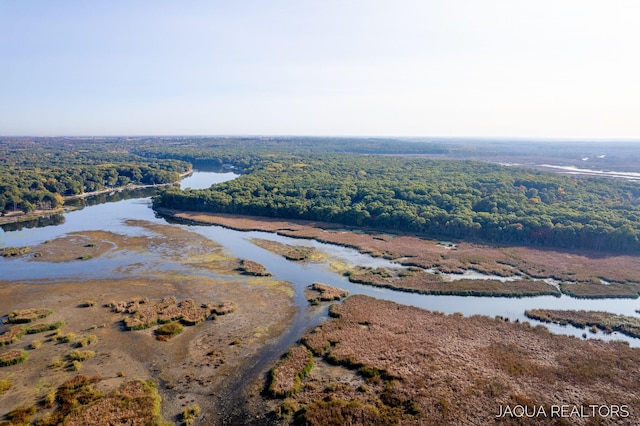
left=525, top=309, right=640, bottom=338
left=154, top=322, right=184, bottom=341
left=0, top=349, right=28, bottom=367
left=268, top=345, right=314, bottom=398
left=8, top=308, right=53, bottom=324
left=118, top=296, right=232, bottom=332
left=78, top=300, right=97, bottom=308
left=238, top=259, right=271, bottom=276
left=42, top=378, right=169, bottom=426
left=26, top=320, right=66, bottom=334
left=306, top=282, right=348, bottom=303
left=0, top=325, right=26, bottom=346
left=1, top=246, right=31, bottom=257
left=0, top=378, right=11, bottom=394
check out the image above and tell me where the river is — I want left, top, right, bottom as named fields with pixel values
left=2, top=170, right=640, bottom=354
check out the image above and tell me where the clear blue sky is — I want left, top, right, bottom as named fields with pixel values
left=1, top=1, right=639, bottom=138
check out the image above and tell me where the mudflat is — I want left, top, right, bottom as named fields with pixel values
left=0, top=221, right=295, bottom=425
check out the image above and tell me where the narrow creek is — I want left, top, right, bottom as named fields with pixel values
left=2, top=170, right=640, bottom=422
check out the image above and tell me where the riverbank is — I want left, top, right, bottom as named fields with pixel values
left=160, top=210, right=640, bottom=299
left=0, top=170, right=192, bottom=227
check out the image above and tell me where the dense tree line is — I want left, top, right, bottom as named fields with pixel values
left=0, top=138, right=189, bottom=214
left=155, top=154, right=640, bottom=253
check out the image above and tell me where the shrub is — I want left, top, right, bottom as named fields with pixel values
left=0, top=378, right=11, bottom=394
left=181, top=404, right=200, bottom=425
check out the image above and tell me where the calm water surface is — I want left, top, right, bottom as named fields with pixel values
left=2, top=171, right=639, bottom=347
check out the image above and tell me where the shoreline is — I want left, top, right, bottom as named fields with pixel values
left=0, top=170, right=192, bottom=227
left=158, top=209, right=640, bottom=300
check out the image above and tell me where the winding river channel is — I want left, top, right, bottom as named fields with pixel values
left=2, top=171, right=640, bottom=350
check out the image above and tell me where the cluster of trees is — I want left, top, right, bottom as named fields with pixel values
left=155, top=154, right=640, bottom=253
left=0, top=138, right=189, bottom=214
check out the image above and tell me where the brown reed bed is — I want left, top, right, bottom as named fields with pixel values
left=0, top=349, right=28, bottom=367
left=0, top=326, right=25, bottom=346
left=268, top=344, right=314, bottom=398
left=171, top=212, right=640, bottom=298
left=8, top=308, right=53, bottom=324
left=525, top=309, right=640, bottom=339
left=36, top=375, right=169, bottom=426
left=274, top=295, right=640, bottom=425
left=305, top=282, right=349, bottom=303
left=238, top=259, right=272, bottom=276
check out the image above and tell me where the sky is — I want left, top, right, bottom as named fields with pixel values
left=1, top=0, right=639, bottom=139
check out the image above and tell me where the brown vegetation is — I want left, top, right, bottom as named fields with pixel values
left=8, top=308, right=53, bottom=324
left=306, top=282, right=349, bottom=303
left=526, top=309, right=640, bottom=339
left=269, top=295, right=640, bottom=425
left=0, top=326, right=25, bottom=346
left=172, top=212, right=640, bottom=298
left=112, top=296, right=228, bottom=330
left=0, top=246, right=31, bottom=257
left=238, top=259, right=272, bottom=276
left=37, top=375, right=169, bottom=426
left=0, top=349, right=28, bottom=367
left=269, top=344, right=314, bottom=398
left=251, top=238, right=325, bottom=262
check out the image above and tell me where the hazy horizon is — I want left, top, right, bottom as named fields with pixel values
left=2, top=1, right=639, bottom=139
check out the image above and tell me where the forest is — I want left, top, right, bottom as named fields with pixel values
left=152, top=148, right=640, bottom=253
left=0, top=138, right=190, bottom=214
left=2, top=136, right=640, bottom=253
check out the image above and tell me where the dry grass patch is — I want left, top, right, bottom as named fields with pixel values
left=250, top=238, right=327, bottom=262
left=0, top=379, right=10, bottom=394
left=8, top=308, right=53, bottom=324
left=0, top=349, right=28, bottom=367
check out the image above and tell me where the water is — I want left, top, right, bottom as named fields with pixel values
left=2, top=171, right=640, bottom=349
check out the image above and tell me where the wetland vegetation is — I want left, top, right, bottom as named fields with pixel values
left=3, top=137, right=640, bottom=424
